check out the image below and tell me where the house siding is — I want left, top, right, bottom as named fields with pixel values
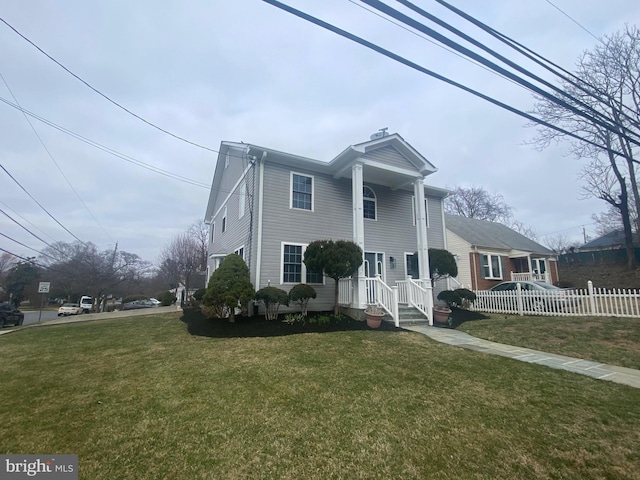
left=446, top=230, right=472, bottom=288
left=362, top=145, right=417, bottom=171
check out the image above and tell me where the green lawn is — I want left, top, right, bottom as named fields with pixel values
left=1, top=313, right=639, bottom=479
left=457, top=314, right=640, bottom=369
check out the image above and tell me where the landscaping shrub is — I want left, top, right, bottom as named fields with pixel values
left=202, top=254, right=254, bottom=322
left=159, top=291, right=176, bottom=306
left=454, top=288, right=476, bottom=309
left=123, top=294, right=149, bottom=304
left=255, top=286, right=289, bottom=321
left=288, top=283, right=317, bottom=316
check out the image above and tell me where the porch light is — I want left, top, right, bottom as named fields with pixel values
left=389, top=256, right=396, bottom=269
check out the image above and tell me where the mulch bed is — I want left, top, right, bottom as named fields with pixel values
left=180, top=307, right=489, bottom=338
left=180, top=308, right=404, bottom=338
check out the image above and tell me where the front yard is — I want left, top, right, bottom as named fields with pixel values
left=1, top=311, right=639, bottom=479
left=457, top=314, right=640, bottom=369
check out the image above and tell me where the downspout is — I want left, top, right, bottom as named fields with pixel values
left=254, top=151, right=267, bottom=289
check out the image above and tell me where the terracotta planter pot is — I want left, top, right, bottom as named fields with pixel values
left=433, top=306, right=452, bottom=324
left=366, top=313, right=384, bottom=329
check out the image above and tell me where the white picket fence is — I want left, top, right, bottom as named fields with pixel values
left=473, top=281, right=640, bottom=318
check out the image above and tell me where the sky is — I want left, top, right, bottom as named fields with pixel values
left=1, top=0, right=639, bottom=267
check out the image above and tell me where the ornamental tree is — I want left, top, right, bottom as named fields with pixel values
left=428, top=248, right=458, bottom=281
left=254, top=286, right=289, bottom=321
left=288, top=283, right=317, bottom=316
left=304, top=240, right=363, bottom=315
left=202, top=254, right=254, bottom=322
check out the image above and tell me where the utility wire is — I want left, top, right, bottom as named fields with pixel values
left=0, top=206, right=61, bottom=253
left=262, top=0, right=634, bottom=161
left=430, top=0, right=640, bottom=130
left=363, top=0, right=640, bottom=146
left=0, top=96, right=210, bottom=189
left=0, top=231, right=54, bottom=260
left=0, top=16, right=220, bottom=154
left=0, top=71, right=115, bottom=244
left=0, top=164, right=85, bottom=243
left=0, top=199, right=59, bottom=245
left=544, top=0, right=600, bottom=43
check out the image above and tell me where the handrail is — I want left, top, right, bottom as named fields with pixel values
left=365, top=276, right=399, bottom=326
left=406, top=277, right=433, bottom=325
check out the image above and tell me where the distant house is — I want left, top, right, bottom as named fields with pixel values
left=559, top=229, right=640, bottom=266
left=580, top=229, right=635, bottom=251
left=445, top=214, right=559, bottom=290
left=203, top=131, right=449, bottom=324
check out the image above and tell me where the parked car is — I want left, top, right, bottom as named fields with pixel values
left=122, top=299, right=156, bottom=310
left=0, top=302, right=25, bottom=327
left=149, top=297, right=161, bottom=306
left=489, top=281, right=575, bottom=312
left=58, top=303, right=82, bottom=316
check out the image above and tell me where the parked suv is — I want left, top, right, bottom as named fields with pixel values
left=0, top=302, right=25, bottom=328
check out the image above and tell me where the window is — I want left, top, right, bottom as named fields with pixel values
left=239, top=183, right=246, bottom=218
left=411, top=196, right=430, bottom=227
left=234, top=246, right=245, bottom=260
left=210, top=222, right=215, bottom=243
left=481, top=254, right=503, bottom=279
left=222, top=206, right=227, bottom=233
left=363, top=186, right=376, bottom=220
left=282, top=243, right=323, bottom=284
left=291, top=173, right=313, bottom=211
left=405, top=253, right=419, bottom=279
left=532, top=258, right=547, bottom=274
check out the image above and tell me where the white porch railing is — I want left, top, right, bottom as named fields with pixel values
left=474, top=281, right=640, bottom=318
left=511, top=271, right=551, bottom=283
left=403, top=278, right=433, bottom=325
left=338, top=278, right=353, bottom=306
left=365, top=275, right=399, bottom=326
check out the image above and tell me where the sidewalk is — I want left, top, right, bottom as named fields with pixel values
left=403, top=324, right=640, bottom=389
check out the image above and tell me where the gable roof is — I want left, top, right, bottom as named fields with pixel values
left=445, top=214, right=553, bottom=255
left=581, top=229, right=636, bottom=250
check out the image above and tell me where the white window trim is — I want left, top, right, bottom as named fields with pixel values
left=363, top=185, right=377, bottom=221
left=222, top=206, right=227, bottom=233
left=234, top=245, right=245, bottom=260
left=404, top=252, right=418, bottom=279
left=411, top=196, right=430, bottom=227
left=239, top=182, right=246, bottom=219
left=290, top=171, right=314, bottom=212
left=280, top=242, right=325, bottom=285
left=481, top=253, right=503, bottom=280
left=364, top=251, right=385, bottom=279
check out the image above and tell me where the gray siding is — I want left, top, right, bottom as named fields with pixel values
left=362, top=145, right=416, bottom=170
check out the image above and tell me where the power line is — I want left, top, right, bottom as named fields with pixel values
left=0, top=199, right=59, bottom=245
left=0, top=206, right=61, bottom=253
left=0, top=164, right=85, bottom=244
left=544, top=0, right=600, bottom=43
left=0, top=16, right=220, bottom=155
left=0, top=96, right=211, bottom=189
left=0, top=231, right=54, bottom=259
left=0, top=71, right=115, bottom=244
left=364, top=0, right=640, bottom=147
left=262, top=0, right=634, bottom=161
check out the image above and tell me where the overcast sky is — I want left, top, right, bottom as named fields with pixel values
left=1, top=0, right=639, bottom=266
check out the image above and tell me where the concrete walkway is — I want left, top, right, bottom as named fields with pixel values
left=404, top=324, right=640, bottom=389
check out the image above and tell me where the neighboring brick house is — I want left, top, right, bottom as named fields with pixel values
left=445, top=214, right=559, bottom=290
left=203, top=131, right=449, bottom=323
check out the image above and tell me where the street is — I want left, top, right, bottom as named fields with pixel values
left=23, top=310, right=63, bottom=325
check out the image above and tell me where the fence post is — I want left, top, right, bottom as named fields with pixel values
left=516, top=282, right=523, bottom=316
left=588, top=280, right=596, bottom=316
left=392, top=286, right=399, bottom=327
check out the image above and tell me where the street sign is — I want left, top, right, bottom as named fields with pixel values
left=38, top=282, right=50, bottom=294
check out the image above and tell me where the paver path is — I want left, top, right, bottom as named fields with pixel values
left=404, top=324, right=640, bottom=389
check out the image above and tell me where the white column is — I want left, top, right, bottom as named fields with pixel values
left=352, top=163, right=366, bottom=309
left=414, top=178, right=430, bottom=283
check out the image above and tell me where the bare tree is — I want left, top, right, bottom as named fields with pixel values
left=530, top=25, right=640, bottom=268
left=0, top=252, right=17, bottom=280
left=188, top=220, right=209, bottom=271
left=445, top=186, right=512, bottom=222
left=158, top=229, right=202, bottom=305
left=542, top=233, right=572, bottom=254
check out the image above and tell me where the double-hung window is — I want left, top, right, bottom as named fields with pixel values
left=291, top=173, right=313, bottom=211
left=282, top=243, right=323, bottom=284
left=222, top=206, right=227, bottom=233
left=481, top=254, right=503, bottom=279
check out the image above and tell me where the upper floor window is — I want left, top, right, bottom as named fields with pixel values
left=234, top=246, right=245, bottom=260
left=291, top=173, right=313, bottom=211
left=239, top=183, right=246, bottom=218
left=222, top=206, right=227, bottom=233
left=363, top=186, right=377, bottom=220
left=481, top=254, right=503, bottom=280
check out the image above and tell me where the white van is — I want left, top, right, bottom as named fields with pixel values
left=79, top=296, right=93, bottom=313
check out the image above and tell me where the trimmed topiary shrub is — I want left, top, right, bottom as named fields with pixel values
left=288, top=283, right=317, bottom=316
left=437, top=290, right=463, bottom=309
left=255, top=286, right=289, bottom=321
left=454, top=288, right=476, bottom=309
